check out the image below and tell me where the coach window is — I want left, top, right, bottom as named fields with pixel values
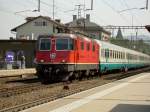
left=101, top=49, right=105, bottom=57
left=109, top=50, right=112, bottom=58
left=113, top=51, right=115, bottom=59
left=123, top=52, right=125, bottom=59
left=113, top=50, right=115, bottom=59
left=116, top=51, right=118, bottom=59
left=105, top=49, right=109, bottom=58
left=120, top=52, right=122, bottom=59
left=127, top=53, right=129, bottom=60
left=112, top=50, right=115, bottom=59
left=115, top=51, right=117, bottom=59
left=117, top=51, right=119, bottom=59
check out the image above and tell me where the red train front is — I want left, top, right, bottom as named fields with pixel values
left=36, top=33, right=99, bottom=83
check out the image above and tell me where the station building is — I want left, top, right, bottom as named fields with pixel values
left=11, top=16, right=67, bottom=40
left=66, top=14, right=111, bottom=41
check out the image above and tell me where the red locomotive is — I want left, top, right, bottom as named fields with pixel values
left=36, top=33, right=99, bottom=83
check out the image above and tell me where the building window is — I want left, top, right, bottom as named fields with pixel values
left=43, top=21, right=47, bottom=26
left=34, top=21, right=47, bottom=26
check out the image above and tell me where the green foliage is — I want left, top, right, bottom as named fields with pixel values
left=116, top=28, right=123, bottom=39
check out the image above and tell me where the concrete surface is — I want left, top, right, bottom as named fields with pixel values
left=0, top=68, right=36, bottom=77
left=22, top=72, right=150, bottom=112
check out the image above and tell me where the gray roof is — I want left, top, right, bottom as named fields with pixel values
left=11, top=16, right=67, bottom=32
left=66, top=18, right=110, bottom=34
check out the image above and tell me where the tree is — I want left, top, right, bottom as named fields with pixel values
left=116, top=27, right=123, bottom=40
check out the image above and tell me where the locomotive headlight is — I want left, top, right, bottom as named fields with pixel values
left=40, top=59, right=44, bottom=63
left=62, top=59, right=66, bottom=63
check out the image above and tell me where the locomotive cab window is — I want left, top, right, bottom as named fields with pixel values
left=56, top=38, right=74, bottom=50
left=39, top=38, right=51, bottom=51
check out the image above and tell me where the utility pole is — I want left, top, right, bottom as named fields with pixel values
left=91, top=0, right=93, bottom=10
left=53, top=0, right=55, bottom=19
left=76, top=4, right=84, bottom=19
left=85, top=0, right=94, bottom=10
left=146, top=0, right=149, bottom=10
left=38, top=0, right=40, bottom=12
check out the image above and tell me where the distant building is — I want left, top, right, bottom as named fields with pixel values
left=66, top=14, right=111, bottom=41
left=11, top=16, right=67, bottom=40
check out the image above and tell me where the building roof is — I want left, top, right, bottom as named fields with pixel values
left=66, top=18, right=101, bottom=27
left=66, top=17, right=111, bottom=35
left=11, top=16, right=67, bottom=32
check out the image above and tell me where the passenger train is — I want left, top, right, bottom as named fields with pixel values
left=95, top=40, right=150, bottom=72
left=36, top=33, right=150, bottom=83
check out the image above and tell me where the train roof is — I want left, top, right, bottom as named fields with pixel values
left=38, top=33, right=92, bottom=42
left=55, top=33, right=92, bottom=41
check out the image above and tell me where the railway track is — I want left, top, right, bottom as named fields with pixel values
left=0, top=67, right=150, bottom=112
left=103, top=66, right=150, bottom=80
left=0, top=82, right=63, bottom=98
left=0, top=83, right=40, bottom=97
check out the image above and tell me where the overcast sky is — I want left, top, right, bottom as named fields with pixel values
left=0, top=0, right=150, bottom=39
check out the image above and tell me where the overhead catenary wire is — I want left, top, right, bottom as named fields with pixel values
left=102, top=0, right=130, bottom=25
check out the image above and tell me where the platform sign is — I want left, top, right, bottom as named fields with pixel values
left=5, top=51, right=14, bottom=63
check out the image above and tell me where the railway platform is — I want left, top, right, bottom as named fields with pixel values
left=0, top=68, right=36, bottom=78
left=22, top=72, right=150, bottom=112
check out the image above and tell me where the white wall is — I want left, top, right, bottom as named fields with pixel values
left=16, top=17, right=58, bottom=40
